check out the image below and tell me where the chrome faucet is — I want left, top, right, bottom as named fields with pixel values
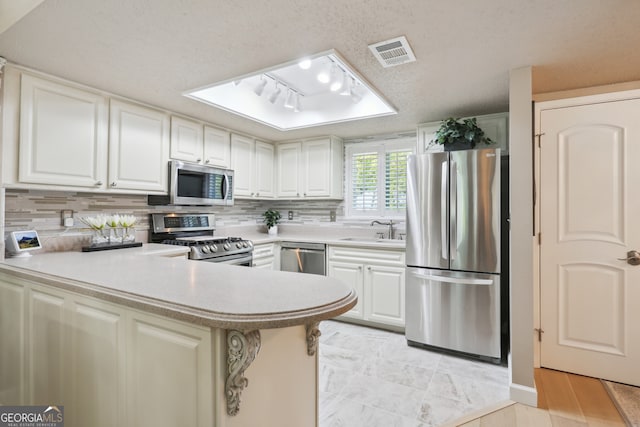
left=370, top=219, right=395, bottom=239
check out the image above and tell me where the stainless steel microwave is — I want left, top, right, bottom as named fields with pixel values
left=148, top=160, right=234, bottom=206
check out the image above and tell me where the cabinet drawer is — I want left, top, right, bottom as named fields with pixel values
left=253, top=243, right=275, bottom=259
left=328, top=246, right=405, bottom=265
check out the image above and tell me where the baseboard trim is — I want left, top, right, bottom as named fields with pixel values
left=509, top=383, right=538, bottom=407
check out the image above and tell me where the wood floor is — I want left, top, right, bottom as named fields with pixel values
left=445, top=368, right=626, bottom=426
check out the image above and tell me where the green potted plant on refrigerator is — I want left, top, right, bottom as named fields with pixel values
left=431, top=117, right=495, bottom=151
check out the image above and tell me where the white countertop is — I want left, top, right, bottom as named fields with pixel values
left=0, top=244, right=356, bottom=329
left=235, top=228, right=407, bottom=249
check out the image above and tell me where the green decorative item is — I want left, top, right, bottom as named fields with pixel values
left=262, top=209, right=281, bottom=235
left=431, top=117, right=495, bottom=151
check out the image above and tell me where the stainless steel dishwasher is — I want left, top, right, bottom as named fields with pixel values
left=280, top=242, right=326, bottom=275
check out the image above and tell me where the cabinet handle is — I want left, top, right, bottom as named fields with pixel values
left=256, top=192, right=260, bottom=197
left=196, top=158, right=202, bottom=163
left=205, top=159, right=210, bottom=164
left=111, top=182, right=117, bottom=187
left=358, top=266, right=362, bottom=270
left=95, top=181, right=103, bottom=186
left=304, top=193, right=307, bottom=196
left=251, top=192, right=255, bottom=196
left=367, top=266, right=372, bottom=271
left=297, top=193, right=300, bottom=197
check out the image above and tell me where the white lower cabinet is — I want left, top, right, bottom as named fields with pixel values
left=127, top=311, right=212, bottom=427
left=327, top=246, right=405, bottom=330
left=252, top=243, right=279, bottom=269
left=2, top=276, right=213, bottom=427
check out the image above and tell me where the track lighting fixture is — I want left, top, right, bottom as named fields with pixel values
left=253, top=75, right=268, bottom=96
left=283, top=89, right=296, bottom=109
left=185, top=50, right=397, bottom=130
left=268, top=83, right=282, bottom=104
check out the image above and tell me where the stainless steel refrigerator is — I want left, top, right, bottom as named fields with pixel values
left=405, top=148, right=507, bottom=361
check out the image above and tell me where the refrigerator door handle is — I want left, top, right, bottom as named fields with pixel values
left=450, top=160, right=457, bottom=261
left=441, top=161, right=448, bottom=260
left=410, top=271, right=494, bottom=286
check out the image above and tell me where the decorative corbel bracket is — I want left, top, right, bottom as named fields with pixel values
left=305, top=321, right=321, bottom=356
left=225, top=329, right=261, bottom=416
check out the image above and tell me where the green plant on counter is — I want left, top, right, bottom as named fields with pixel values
left=431, top=117, right=494, bottom=149
left=262, top=209, right=281, bottom=228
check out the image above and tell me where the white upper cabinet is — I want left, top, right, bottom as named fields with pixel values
left=19, top=73, right=109, bottom=188
left=203, top=125, right=231, bottom=168
left=254, top=141, right=275, bottom=198
left=276, top=136, right=343, bottom=199
left=230, top=134, right=275, bottom=199
left=169, top=117, right=231, bottom=168
left=109, top=99, right=169, bottom=193
left=417, top=112, right=509, bottom=154
left=230, top=134, right=254, bottom=197
left=276, top=142, right=301, bottom=198
left=170, top=116, right=204, bottom=163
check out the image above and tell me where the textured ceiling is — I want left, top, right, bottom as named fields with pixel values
left=1, top=0, right=640, bottom=142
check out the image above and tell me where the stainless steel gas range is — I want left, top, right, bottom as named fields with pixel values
left=149, top=213, right=253, bottom=266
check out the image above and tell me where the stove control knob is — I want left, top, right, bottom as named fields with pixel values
left=236, top=242, right=242, bottom=249
left=223, top=243, right=231, bottom=251
left=242, top=242, right=249, bottom=248
left=201, top=245, right=209, bottom=254
left=210, top=244, right=218, bottom=253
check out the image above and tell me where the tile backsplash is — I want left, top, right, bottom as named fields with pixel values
left=4, top=189, right=403, bottom=253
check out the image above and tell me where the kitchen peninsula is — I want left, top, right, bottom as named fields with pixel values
left=0, top=247, right=357, bottom=427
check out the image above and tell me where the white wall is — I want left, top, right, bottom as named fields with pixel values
left=508, top=66, right=537, bottom=405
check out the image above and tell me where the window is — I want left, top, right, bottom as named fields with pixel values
left=346, top=138, right=415, bottom=217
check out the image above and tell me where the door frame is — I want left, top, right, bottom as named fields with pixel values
left=533, top=87, right=640, bottom=368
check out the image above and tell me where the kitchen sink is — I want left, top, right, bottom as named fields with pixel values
left=340, top=237, right=404, bottom=243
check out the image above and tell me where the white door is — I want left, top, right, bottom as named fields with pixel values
left=539, top=98, right=640, bottom=386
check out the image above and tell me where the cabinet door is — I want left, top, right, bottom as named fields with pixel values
left=327, top=261, right=364, bottom=320
left=203, top=125, right=231, bottom=168
left=302, top=138, right=332, bottom=197
left=68, top=299, right=126, bottom=427
left=276, top=142, right=301, bottom=198
left=109, top=99, right=170, bottom=192
left=365, top=265, right=405, bottom=327
left=255, top=141, right=275, bottom=198
left=230, top=134, right=255, bottom=197
left=19, top=74, right=108, bottom=188
left=0, top=280, right=24, bottom=404
left=127, top=313, right=212, bottom=427
left=28, top=288, right=66, bottom=404
left=170, top=116, right=203, bottom=163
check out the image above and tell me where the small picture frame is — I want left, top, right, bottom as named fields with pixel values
left=6, top=230, right=42, bottom=256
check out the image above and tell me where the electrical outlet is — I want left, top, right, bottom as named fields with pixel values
left=330, top=210, right=336, bottom=222
left=61, top=209, right=74, bottom=227
left=288, top=211, right=294, bottom=220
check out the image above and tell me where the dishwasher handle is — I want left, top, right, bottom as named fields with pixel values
left=280, top=242, right=326, bottom=251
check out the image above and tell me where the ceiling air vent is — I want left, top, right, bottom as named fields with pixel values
left=368, top=36, right=416, bottom=68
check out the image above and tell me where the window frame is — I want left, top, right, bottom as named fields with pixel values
left=345, top=137, right=415, bottom=219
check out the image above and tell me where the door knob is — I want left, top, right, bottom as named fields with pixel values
left=618, top=250, right=640, bottom=265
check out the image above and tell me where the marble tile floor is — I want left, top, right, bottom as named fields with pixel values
left=318, top=320, right=510, bottom=427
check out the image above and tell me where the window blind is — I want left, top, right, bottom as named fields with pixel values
left=385, top=150, right=410, bottom=211
left=350, top=151, right=378, bottom=212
